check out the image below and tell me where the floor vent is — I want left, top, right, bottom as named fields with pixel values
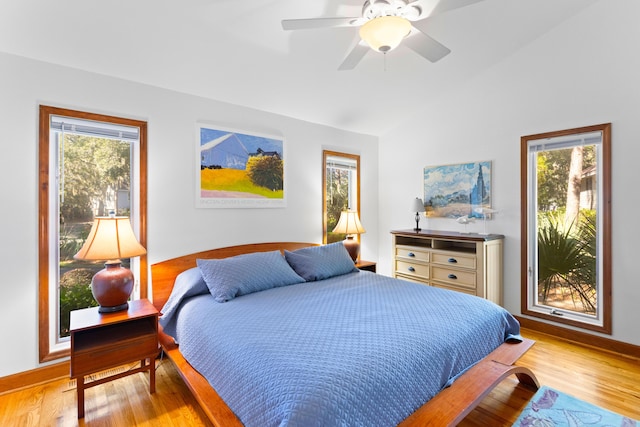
left=65, top=364, right=133, bottom=391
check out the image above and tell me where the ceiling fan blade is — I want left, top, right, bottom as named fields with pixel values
left=430, top=0, right=484, bottom=17
left=282, top=17, right=360, bottom=31
left=338, top=42, right=369, bottom=71
left=404, top=28, right=451, bottom=62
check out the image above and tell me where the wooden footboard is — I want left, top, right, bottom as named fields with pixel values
left=151, top=242, right=539, bottom=427
left=399, top=338, right=539, bottom=426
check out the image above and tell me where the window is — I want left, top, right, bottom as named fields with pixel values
left=38, top=106, right=147, bottom=362
left=521, top=123, right=611, bottom=333
left=322, top=151, right=360, bottom=244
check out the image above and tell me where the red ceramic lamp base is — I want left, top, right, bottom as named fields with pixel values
left=91, top=260, right=134, bottom=313
left=343, top=236, right=360, bottom=263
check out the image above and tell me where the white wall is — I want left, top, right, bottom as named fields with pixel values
left=0, top=52, right=378, bottom=377
left=378, top=0, right=640, bottom=345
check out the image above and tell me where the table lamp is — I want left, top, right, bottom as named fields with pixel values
left=412, top=197, right=425, bottom=232
left=74, top=214, right=146, bottom=313
left=332, top=210, right=366, bottom=262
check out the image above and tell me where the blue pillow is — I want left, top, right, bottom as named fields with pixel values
left=284, top=242, right=359, bottom=281
left=197, top=251, right=305, bottom=302
left=159, top=267, right=209, bottom=339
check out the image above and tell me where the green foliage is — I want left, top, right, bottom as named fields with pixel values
left=246, top=155, right=283, bottom=191
left=537, top=211, right=596, bottom=313
left=59, top=268, right=98, bottom=337
left=575, top=210, right=597, bottom=287
left=61, top=135, right=131, bottom=222
left=326, top=168, right=350, bottom=235
left=536, top=145, right=595, bottom=211
left=59, top=222, right=90, bottom=261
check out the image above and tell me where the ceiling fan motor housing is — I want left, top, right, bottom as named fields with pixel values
left=362, top=0, right=422, bottom=21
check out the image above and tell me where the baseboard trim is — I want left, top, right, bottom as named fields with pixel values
left=0, top=361, right=69, bottom=395
left=516, top=316, right=640, bottom=359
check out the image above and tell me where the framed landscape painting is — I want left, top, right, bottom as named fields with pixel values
left=196, top=124, right=286, bottom=208
left=423, top=161, right=492, bottom=218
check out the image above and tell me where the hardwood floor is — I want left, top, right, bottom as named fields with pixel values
left=0, top=357, right=213, bottom=427
left=1, top=328, right=638, bottom=426
left=459, top=328, right=640, bottom=426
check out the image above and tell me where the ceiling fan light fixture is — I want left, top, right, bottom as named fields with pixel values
left=359, top=15, right=411, bottom=53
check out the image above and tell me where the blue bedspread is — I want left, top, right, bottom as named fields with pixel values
left=164, top=271, right=520, bottom=427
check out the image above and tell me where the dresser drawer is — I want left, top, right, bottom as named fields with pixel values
left=431, top=266, right=476, bottom=289
left=395, top=274, right=429, bottom=286
left=395, top=260, right=429, bottom=280
left=395, top=246, right=430, bottom=263
left=431, top=281, right=476, bottom=295
left=431, top=251, right=476, bottom=269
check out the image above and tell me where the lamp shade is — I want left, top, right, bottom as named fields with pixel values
left=359, top=15, right=412, bottom=53
left=74, top=216, right=146, bottom=313
left=332, top=210, right=365, bottom=262
left=74, top=216, right=146, bottom=261
left=332, top=210, right=366, bottom=235
left=412, top=198, right=425, bottom=213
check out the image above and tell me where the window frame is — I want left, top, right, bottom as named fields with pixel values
left=322, top=150, right=361, bottom=245
left=38, top=105, right=148, bottom=362
left=520, top=123, right=611, bottom=334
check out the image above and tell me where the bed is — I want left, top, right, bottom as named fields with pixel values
left=151, top=242, right=539, bottom=427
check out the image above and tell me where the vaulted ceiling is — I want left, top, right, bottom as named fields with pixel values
left=0, top=0, right=598, bottom=136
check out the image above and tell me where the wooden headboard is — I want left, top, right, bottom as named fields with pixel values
left=150, top=242, right=317, bottom=312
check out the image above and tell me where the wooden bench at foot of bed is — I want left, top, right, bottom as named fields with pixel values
left=151, top=243, right=540, bottom=427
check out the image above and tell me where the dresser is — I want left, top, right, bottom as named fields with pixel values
left=391, top=229, right=504, bottom=305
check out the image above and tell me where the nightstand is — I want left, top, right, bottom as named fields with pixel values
left=356, top=260, right=376, bottom=273
left=70, top=299, right=159, bottom=418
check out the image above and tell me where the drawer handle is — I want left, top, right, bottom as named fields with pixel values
left=407, top=252, right=416, bottom=257
left=408, top=266, right=416, bottom=272
left=448, top=273, right=457, bottom=280
left=448, top=258, right=457, bottom=263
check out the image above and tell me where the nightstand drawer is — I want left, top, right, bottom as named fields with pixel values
left=431, top=266, right=476, bottom=288
left=71, top=334, right=157, bottom=377
left=396, top=246, right=430, bottom=263
left=431, top=252, right=476, bottom=269
left=395, top=260, right=429, bottom=279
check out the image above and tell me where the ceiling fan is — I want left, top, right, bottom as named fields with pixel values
left=282, top=0, right=484, bottom=70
